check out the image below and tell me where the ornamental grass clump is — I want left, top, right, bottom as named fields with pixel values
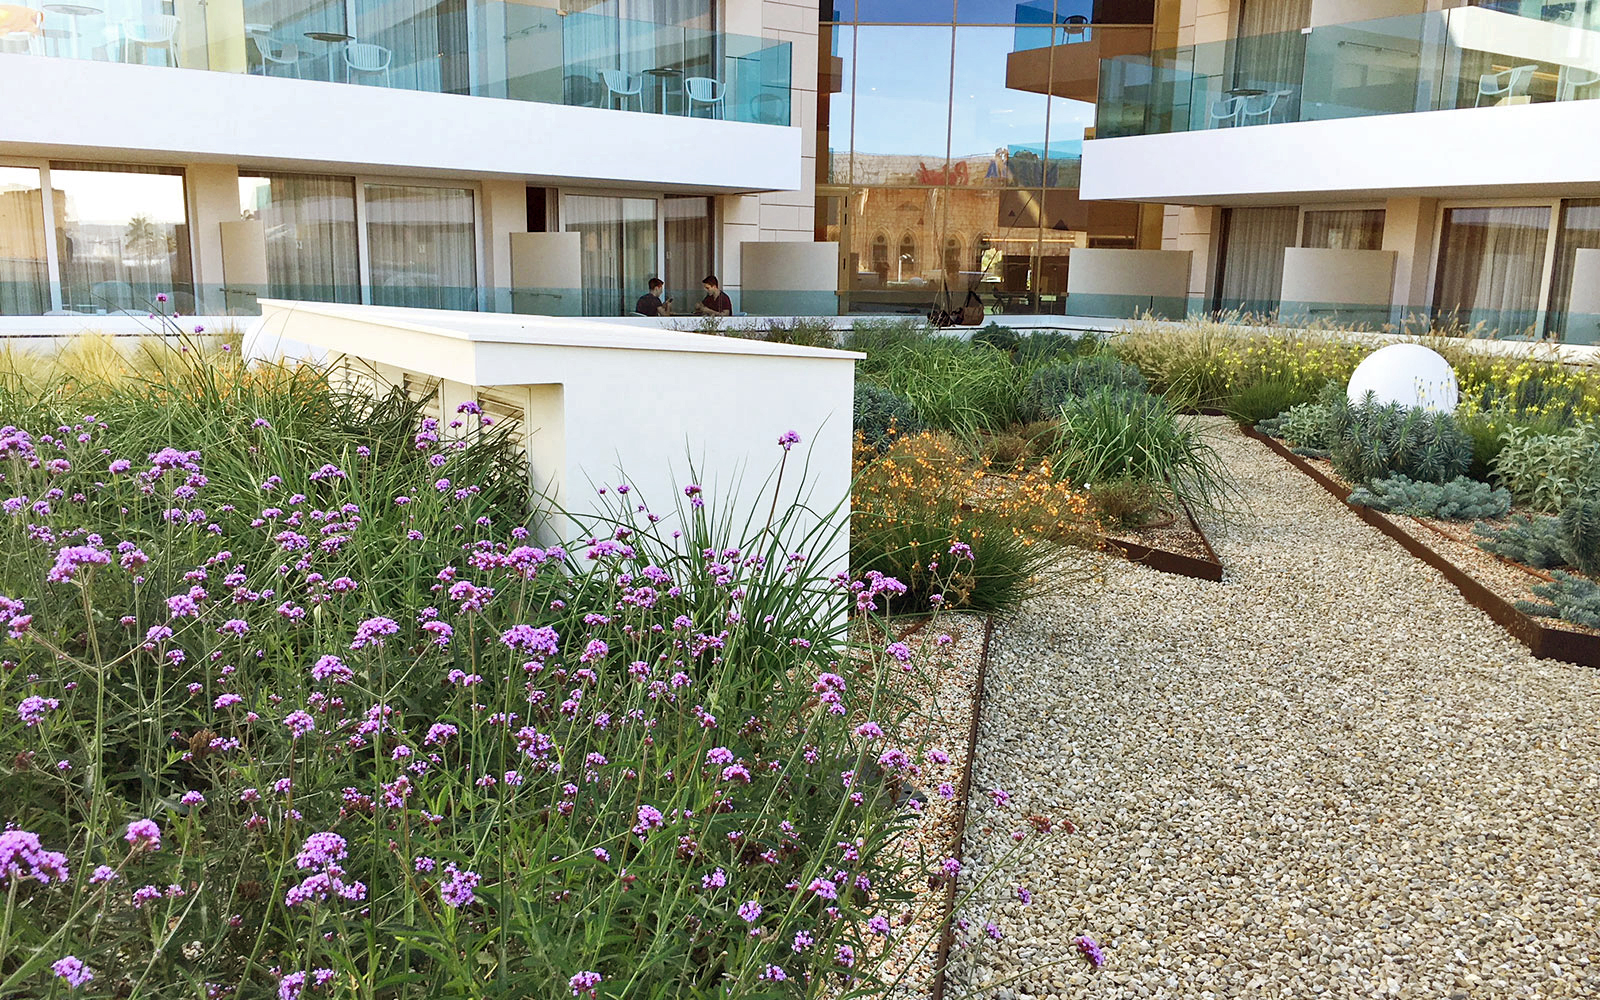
left=0, top=343, right=1022, bottom=998
left=1048, top=387, right=1232, bottom=514
left=850, top=432, right=1097, bottom=614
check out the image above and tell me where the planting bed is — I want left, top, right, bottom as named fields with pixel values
left=1242, top=425, right=1600, bottom=667
left=1097, top=497, right=1222, bottom=583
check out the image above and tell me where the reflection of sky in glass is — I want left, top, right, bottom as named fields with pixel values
left=854, top=25, right=1094, bottom=158
left=856, top=0, right=954, bottom=21
left=53, top=171, right=188, bottom=227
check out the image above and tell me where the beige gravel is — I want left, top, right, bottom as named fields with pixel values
left=946, top=420, right=1600, bottom=1000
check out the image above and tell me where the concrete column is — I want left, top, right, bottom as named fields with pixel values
left=185, top=163, right=239, bottom=316
left=480, top=179, right=527, bottom=312
left=1382, top=196, right=1439, bottom=321
left=1162, top=204, right=1222, bottom=306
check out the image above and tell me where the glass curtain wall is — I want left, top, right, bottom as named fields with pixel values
left=51, top=163, right=193, bottom=314
left=562, top=194, right=659, bottom=317
left=364, top=183, right=477, bottom=310
left=1433, top=205, right=1551, bottom=336
left=239, top=173, right=361, bottom=302
left=0, top=167, right=49, bottom=315
left=819, top=1, right=1140, bottom=314
left=1215, top=206, right=1298, bottom=315
left=1301, top=208, right=1385, bottom=250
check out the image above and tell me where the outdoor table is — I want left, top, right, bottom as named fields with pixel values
left=43, top=2, right=101, bottom=59
left=304, top=30, right=353, bottom=82
left=644, top=67, right=682, bottom=115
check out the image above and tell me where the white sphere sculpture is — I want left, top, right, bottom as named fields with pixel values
left=1346, top=344, right=1459, bottom=413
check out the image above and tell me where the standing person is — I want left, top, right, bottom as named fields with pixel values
left=696, top=275, right=733, bottom=317
left=634, top=277, right=671, bottom=317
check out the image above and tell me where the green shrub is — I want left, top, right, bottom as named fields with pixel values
left=1490, top=422, right=1600, bottom=512
left=1327, top=392, right=1473, bottom=484
left=1021, top=356, right=1149, bottom=422
left=853, top=383, right=922, bottom=449
left=747, top=317, right=838, bottom=348
left=1560, top=491, right=1600, bottom=576
left=1347, top=475, right=1511, bottom=520
left=1228, top=379, right=1315, bottom=426
left=1518, top=570, right=1600, bottom=628
left=1473, top=514, right=1570, bottom=570
left=861, top=339, right=1025, bottom=435
left=840, top=318, right=931, bottom=357
left=971, top=322, right=1020, bottom=354
left=1014, top=331, right=1098, bottom=368
left=1051, top=387, right=1231, bottom=511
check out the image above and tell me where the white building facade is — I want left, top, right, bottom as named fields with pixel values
left=0, top=0, right=819, bottom=323
left=1079, top=0, right=1600, bottom=342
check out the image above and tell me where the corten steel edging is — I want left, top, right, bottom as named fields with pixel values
left=928, top=613, right=996, bottom=1000
left=1098, top=492, right=1224, bottom=582
left=1240, top=424, right=1600, bottom=669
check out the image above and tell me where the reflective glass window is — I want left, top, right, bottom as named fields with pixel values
left=1433, top=205, right=1550, bottom=337
left=51, top=163, right=193, bottom=315
left=0, top=167, right=49, bottom=315
left=857, top=0, right=954, bottom=22
left=852, top=26, right=953, bottom=180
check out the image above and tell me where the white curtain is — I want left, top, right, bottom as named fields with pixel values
left=241, top=173, right=360, bottom=303
left=354, top=0, right=470, bottom=93
left=52, top=163, right=193, bottom=314
left=0, top=167, right=49, bottom=315
left=364, top=184, right=477, bottom=310
left=1216, top=206, right=1298, bottom=315
left=1232, top=0, right=1311, bottom=103
left=1301, top=208, right=1385, bottom=250
left=1434, top=205, right=1551, bottom=336
left=564, top=195, right=625, bottom=316
left=664, top=196, right=711, bottom=305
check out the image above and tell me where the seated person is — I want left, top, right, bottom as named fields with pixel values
left=696, top=275, right=733, bottom=317
left=634, top=278, right=671, bottom=317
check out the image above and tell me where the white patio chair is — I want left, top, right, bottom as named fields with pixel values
left=248, top=28, right=300, bottom=78
left=1476, top=64, right=1537, bottom=106
left=600, top=69, right=643, bottom=111
left=685, top=76, right=725, bottom=119
left=343, top=42, right=391, bottom=86
left=1208, top=95, right=1241, bottom=127
left=0, top=5, right=43, bottom=55
left=121, top=14, right=179, bottom=67
left=1239, top=89, right=1292, bottom=125
left=1558, top=66, right=1600, bottom=102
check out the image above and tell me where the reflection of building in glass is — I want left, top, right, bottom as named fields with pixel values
left=816, top=1, right=1160, bottom=313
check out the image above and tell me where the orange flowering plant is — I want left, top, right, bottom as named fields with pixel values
left=850, top=431, right=1098, bottom=614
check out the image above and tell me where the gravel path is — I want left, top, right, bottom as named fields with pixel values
left=947, top=421, right=1600, bottom=999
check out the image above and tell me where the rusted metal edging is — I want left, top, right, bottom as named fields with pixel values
left=927, top=613, right=997, bottom=1000
left=1098, top=493, right=1223, bottom=582
left=1240, top=424, right=1600, bottom=668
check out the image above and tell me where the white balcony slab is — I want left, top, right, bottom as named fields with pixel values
left=1081, top=99, right=1600, bottom=205
left=0, top=55, right=801, bottom=194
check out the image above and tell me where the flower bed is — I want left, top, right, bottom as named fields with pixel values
left=1243, top=425, right=1600, bottom=667
left=0, top=344, right=1044, bottom=998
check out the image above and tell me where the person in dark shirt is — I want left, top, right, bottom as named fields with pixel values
left=696, top=275, right=733, bottom=317
left=634, top=278, right=670, bottom=317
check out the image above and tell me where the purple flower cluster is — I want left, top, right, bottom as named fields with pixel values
left=0, top=829, right=70, bottom=886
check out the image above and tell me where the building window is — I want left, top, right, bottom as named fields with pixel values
left=51, top=163, right=193, bottom=315
left=364, top=184, right=478, bottom=311
left=0, top=167, right=49, bottom=316
left=943, top=235, right=963, bottom=279
left=562, top=193, right=659, bottom=317
left=1215, top=206, right=1298, bottom=315
left=1301, top=208, right=1385, bottom=251
left=897, top=232, right=918, bottom=280
left=239, top=173, right=360, bottom=304
left=1433, top=205, right=1551, bottom=336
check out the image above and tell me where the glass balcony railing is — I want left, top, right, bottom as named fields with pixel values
left=0, top=2, right=791, bottom=126
left=1097, top=3, right=1600, bottom=139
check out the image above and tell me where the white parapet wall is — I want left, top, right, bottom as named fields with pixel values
left=1279, top=248, right=1398, bottom=327
left=246, top=301, right=860, bottom=580
left=1065, top=249, right=1193, bottom=319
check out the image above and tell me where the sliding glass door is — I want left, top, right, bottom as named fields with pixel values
left=664, top=196, right=712, bottom=309
left=1433, top=205, right=1551, bottom=336
left=1215, top=206, right=1298, bottom=315
left=562, top=194, right=659, bottom=317
left=52, top=163, right=194, bottom=314
left=365, top=183, right=478, bottom=310
left=239, top=173, right=361, bottom=303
